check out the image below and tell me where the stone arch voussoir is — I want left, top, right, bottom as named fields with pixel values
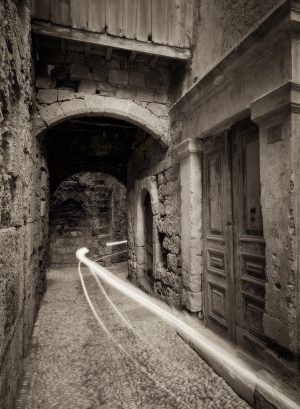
left=34, top=94, right=169, bottom=148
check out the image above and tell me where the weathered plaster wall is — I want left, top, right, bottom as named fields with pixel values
left=258, top=112, right=297, bottom=369
left=0, top=1, right=48, bottom=407
left=49, top=173, right=127, bottom=267
left=181, top=0, right=284, bottom=94
left=174, top=22, right=290, bottom=142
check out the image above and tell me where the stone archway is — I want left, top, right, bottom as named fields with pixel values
left=132, top=177, right=161, bottom=293
left=33, top=94, right=169, bottom=148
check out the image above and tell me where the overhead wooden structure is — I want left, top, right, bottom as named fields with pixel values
left=31, top=0, right=193, bottom=59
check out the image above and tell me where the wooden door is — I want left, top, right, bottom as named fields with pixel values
left=203, top=133, right=235, bottom=341
left=203, top=123, right=266, bottom=350
left=231, top=123, right=266, bottom=354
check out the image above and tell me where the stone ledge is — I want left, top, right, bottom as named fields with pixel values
left=177, top=314, right=300, bottom=409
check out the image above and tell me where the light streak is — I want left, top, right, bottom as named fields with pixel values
left=78, top=261, right=192, bottom=409
left=106, top=240, right=128, bottom=247
left=88, top=262, right=212, bottom=382
left=77, top=248, right=300, bottom=409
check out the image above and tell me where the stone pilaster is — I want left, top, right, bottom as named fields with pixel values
left=175, top=138, right=203, bottom=313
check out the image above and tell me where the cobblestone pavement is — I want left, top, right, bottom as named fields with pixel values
left=16, top=263, right=251, bottom=409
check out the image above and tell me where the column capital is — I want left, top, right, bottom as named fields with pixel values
left=175, top=138, right=203, bottom=160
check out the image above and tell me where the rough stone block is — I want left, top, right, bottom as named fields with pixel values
left=60, top=98, right=87, bottom=117
left=0, top=228, right=23, bottom=338
left=129, top=72, right=145, bottom=87
left=137, top=87, right=155, bottom=102
left=167, top=253, right=178, bottom=273
left=182, top=289, right=202, bottom=312
left=57, top=89, right=76, bottom=102
left=115, top=86, right=137, bottom=100
left=148, top=103, right=169, bottom=118
left=96, top=82, right=115, bottom=96
left=39, top=104, right=65, bottom=126
left=165, top=165, right=179, bottom=182
left=78, top=79, right=97, bottom=94
left=183, top=272, right=202, bottom=292
left=37, top=89, right=58, bottom=105
left=145, top=72, right=169, bottom=90
left=84, top=95, right=106, bottom=113
left=155, top=91, right=168, bottom=104
left=157, top=172, right=165, bottom=185
left=92, top=67, right=106, bottom=82
left=70, top=63, right=92, bottom=80
left=65, top=52, right=85, bottom=64
left=33, top=115, right=47, bottom=136
left=108, top=69, right=128, bottom=85
left=35, top=75, right=52, bottom=89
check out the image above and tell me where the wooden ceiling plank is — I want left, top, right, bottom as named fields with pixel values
left=152, top=0, right=168, bottom=45
left=136, top=0, right=152, bottom=42
left=50, top=0, right=70, bottom=26
left=122, top=0, right=138, bottom=39
left=34, top=0, right=50, bottom=21
left=32, top=22, right=191, bottom=60
left=70, top=0, right=88, bottom=30
left=88, top=0, right=106, bottom=33
left=106, top=0, right=123, bottom=37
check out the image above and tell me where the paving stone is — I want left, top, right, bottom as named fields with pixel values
left=16, top=264, right=251, bottom=409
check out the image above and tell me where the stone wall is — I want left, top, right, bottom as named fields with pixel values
left=34, top=48, right=170, bottom=134
left=127, top=128, right=183, bottom=307
left=0, top=1, right=48, bottom=407
left=49, top=172, right=127, bottom=267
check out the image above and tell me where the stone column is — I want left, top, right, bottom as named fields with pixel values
left=175, top=138, right=203, bottom=314
left=251, top=82, right=300, bottom=369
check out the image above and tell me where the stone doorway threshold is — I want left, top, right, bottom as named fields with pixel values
left=176, top=312, right=300, bottom=409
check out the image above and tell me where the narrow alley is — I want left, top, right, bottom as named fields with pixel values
left=1, top=1, right=300, bottom=408
left=15, top=263, right=250, bottom=409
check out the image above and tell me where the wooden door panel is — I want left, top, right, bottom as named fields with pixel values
left=232, top=125, right=266, bottom=353
left=203, top=135, right=235, bottom=340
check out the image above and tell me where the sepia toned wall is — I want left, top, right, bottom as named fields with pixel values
left=0, top=1, right=49, bottom=408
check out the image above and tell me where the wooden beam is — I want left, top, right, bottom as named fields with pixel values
left=61, top=39, right=66, bottom=55
left=128, top=51, right=137, bottom=64
left=85, top=43, right=91, bottom=58
left=31, top=21, right=191, bottom=60
left=149, top=55, right=158, bottom=68
left=105, top=47, right=113, bottom=61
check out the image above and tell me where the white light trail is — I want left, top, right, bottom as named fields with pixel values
left=106, top=240, right=128, bottom=247
left=77, top=248, right=300, bottom=409
left=77, top=260, right=192, bottom=409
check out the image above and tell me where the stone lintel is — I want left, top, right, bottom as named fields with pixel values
left=251, top=81, right=300, bottom=124
left=175, top=138, right=203, bottom=160
left=171, top=0, right=293, bottom=119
